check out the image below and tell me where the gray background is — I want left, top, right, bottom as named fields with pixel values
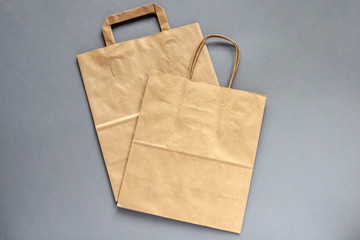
left=1, top=0, right=359, bottom=239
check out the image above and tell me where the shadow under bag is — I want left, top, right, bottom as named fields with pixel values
left=77, top=4, right=219, bottom=201
left=118, top=35, right=266, bottom=233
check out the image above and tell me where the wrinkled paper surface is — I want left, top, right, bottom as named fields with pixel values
left=77, top=22, right=218, bottom=200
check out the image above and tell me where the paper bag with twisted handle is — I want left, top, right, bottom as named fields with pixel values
left=77, top=4, right=219, bottom=201
left=118, top=35, right=266, bottom=233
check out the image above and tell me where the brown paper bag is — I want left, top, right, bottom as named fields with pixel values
left=77, top=4, right=219, bottom=201
left=118, top=35, right=266, bottom=233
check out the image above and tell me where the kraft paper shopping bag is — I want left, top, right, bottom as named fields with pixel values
left=118, top=35, right=266, bottom=233
left=77, top=4, right=219, bottom=200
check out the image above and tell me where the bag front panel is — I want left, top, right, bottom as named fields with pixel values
left=118, top=71, right=266, bottom=233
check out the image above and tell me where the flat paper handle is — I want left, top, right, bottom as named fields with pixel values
left=102, top=3, right=170, bottom=46
left=188, top=34, right=240, bottom=88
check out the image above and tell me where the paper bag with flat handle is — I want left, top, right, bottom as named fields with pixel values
left=118, top=35, right=266, bottom=233
left=77, top=4, right=219, bottom=201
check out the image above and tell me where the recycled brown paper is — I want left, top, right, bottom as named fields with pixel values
left=118, top=35, right=266, bottom=233
left=77, top=4, right=219, bottom=201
